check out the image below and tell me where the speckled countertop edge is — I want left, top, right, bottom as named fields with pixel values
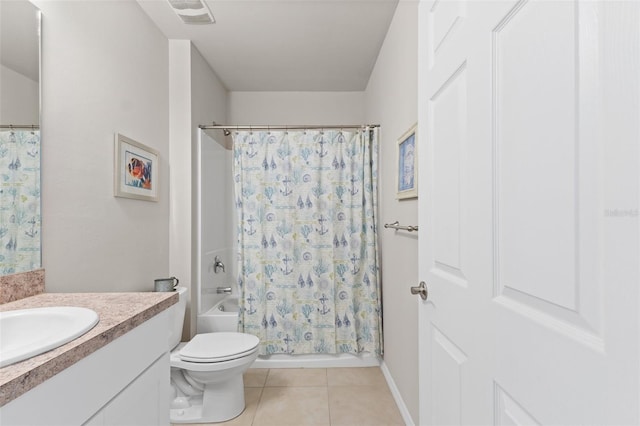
left=0, top=292, right=178, bottom=406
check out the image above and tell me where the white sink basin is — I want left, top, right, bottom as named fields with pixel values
left=0, top=306, right=99, bottom=368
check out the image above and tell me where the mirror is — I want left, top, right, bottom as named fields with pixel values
left=0, top=0, right=41, bottom=275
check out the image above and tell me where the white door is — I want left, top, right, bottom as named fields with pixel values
left=417, top=1, right=639, bottom=424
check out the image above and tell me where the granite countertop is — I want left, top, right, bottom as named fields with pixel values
left=0, top=291, right=178, bottom=406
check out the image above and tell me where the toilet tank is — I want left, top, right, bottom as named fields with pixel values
left=168, top=286, right=188, bottom=350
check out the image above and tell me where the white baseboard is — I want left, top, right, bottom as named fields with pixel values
left=380, top=360, right=415, bottom=426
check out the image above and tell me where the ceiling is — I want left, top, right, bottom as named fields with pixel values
left=136, top=0, right=399, bottom=92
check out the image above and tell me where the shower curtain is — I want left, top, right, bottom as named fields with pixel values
left=0, top=130, right=41, bottom=275
left=233, top=128, right=382, bottom=356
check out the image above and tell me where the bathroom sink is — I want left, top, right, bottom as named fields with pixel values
left=0, top=306, right=99, bottom=368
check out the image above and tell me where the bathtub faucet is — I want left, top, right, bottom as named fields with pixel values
left=213, top=256, right=225, bottom=273
left=216, top=287, right=232, bottom=294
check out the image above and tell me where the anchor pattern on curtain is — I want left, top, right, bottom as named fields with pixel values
left=0, top=130, right=41, bottom=275
left=233, top=129, right=382, bottom=356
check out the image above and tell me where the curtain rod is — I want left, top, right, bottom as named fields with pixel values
left=0, top=124, right=40, bottom=130
left=199, top=124, right=380, bottom=132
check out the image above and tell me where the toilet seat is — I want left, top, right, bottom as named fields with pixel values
left=179, top=332, right=260, bottom=363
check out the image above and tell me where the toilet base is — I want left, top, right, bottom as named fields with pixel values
left=170, top=375, right=246, bottom=424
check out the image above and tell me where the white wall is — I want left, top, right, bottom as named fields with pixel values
left=169, top=40, right=193, bottom=337
left=0, top=65, right=39, bottom=125
left=34, top=0, right=170, bottom=292
left=365, top=1, right=419, bottom=423
left=228, top=91, right=365, bottom=124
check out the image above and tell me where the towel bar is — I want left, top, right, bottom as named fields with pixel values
left=384, top=221, right=418, bottom=232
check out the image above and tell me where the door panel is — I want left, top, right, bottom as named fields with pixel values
left=431, top=326, right=467, bottom=425
left=429, top=0, right=465, bottom=65
left=432, top=63, right=467, bottom=284
left=495, top=0, right=578, bottom=310
left=494, top=384, right=540, bottom=426
left=493, top=1, right=602, bottom=338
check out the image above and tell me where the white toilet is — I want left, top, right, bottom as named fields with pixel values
left=168, top=286, right=259, bottom=424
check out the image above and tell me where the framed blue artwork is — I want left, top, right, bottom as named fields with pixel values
left=397, top=123, right=417, bottom=199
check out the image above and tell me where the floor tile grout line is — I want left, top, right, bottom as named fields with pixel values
left=325, top=368, right=330, bottom=426
left=326, top=377, right=333, bottom=426
left=252, top=380, right=270, bottom=426
left=248, top=387, right=264, bottom=426
left=252, top=370, right=269, bottom=426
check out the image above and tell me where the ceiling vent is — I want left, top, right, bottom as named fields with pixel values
left=167, top=0, right=215, bottom=24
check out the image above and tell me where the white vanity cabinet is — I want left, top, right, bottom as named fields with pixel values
left=0, top=309, right=171, bottom=426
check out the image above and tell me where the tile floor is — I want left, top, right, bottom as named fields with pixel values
left=184, top=367, right=405, bottom=426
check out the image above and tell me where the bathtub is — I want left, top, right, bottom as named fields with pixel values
left=197, top=296, right=381, bottom=368
left=197, top=296, right=240, bottom=333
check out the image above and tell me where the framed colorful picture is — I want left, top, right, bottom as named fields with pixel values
left=396, top=123, right=417, bottom=200
left=114, top=133, right=159, bottom=202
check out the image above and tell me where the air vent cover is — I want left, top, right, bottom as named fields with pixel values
left=167, top=0, right=215, bottom=24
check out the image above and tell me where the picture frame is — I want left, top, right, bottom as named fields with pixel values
left=114, top=133, right=159, bottom=202
left=396, top=123, right=418, bottom=200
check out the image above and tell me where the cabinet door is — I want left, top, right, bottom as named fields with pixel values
left=102, top=355, right=170, bottom=426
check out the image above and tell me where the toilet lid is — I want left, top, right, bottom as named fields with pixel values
left=179, top=332, right=260, bottom=363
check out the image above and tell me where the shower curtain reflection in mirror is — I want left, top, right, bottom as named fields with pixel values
left=233, top=128, right=382, bottom=356
left=0, top=130, right=41, bottom=274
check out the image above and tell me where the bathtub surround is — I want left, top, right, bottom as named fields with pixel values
left=197, top=129, right=235, bottom=322
left=234, top=129, right=382, bottom=356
